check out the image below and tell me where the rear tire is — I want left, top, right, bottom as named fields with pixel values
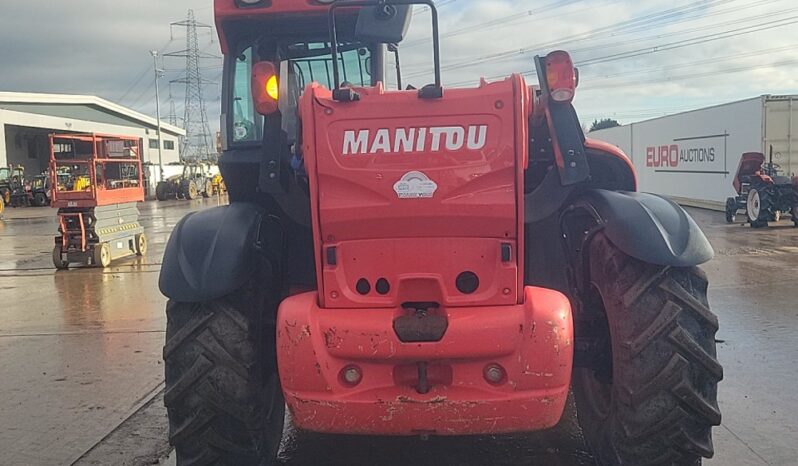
left=574, top=232, right=722, bottom=466
left=202, top=180, right=212, bottom=198
left=156, top=182, right=169, bottom=201
left=34, top=192, right=48, bottom=207
left=747, top=186, right=771, bottom=228
left=52, top=245, right=69, bottom=270
left=93, top=243, right=112, bottom=268
left=164, top=282, right=284, bottom=465
left=135, top=233, right=147, bottom=256
left=724, top=198, right=737, bottom=224
left=184, top=181, right=198, bottom=200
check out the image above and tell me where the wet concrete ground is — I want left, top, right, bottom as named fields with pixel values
left=0, top=201, right=796, bottom=465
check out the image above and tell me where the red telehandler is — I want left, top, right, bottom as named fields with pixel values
left=160, top=1, right=722, bottom=464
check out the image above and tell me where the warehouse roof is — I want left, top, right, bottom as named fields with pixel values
left=0, top=91, right=185, bottom=136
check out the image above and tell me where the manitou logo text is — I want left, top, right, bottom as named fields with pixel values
left=342, top=125, right=488, bottom=155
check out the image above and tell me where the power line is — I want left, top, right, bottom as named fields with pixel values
left=118, top=38, right=175, bottom=103
left=585, top=43, right=798, bottom=83
left=577, top=15, right=798, bottom=67
left=560, top=1, right=796, bottom=58
left=403, top=0, right=751, bottom=77
left=581, top=57, right=798, bottom=92
left=413, top=0, right=457, bottom=17
left=403, top=0, right=596, bottom=49
left=445, top=12, right=798, bottom=86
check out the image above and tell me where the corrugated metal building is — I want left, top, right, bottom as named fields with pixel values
left=590, top=95, right=797, bottom=209
left=0, top=92, right=185, bottom=193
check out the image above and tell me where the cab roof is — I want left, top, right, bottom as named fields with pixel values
left=215, top=0, right=359, bottom=53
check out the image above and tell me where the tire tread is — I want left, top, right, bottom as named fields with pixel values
left=164, top=285, right=283, bottom=465
left=574, top=232, right=722, bottom=465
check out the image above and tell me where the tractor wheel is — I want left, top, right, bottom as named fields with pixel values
left=2, top=189, right=10, bottom=206
left=34, top=192, right=48, bottom=207
left=163, top=283, right=285, bottom=465
left=93, top=243, right=112, bottom=268
left=793, top=204, right=798, bottom=227
left=202, top=180, right=213, bottom=198
left=573, top=232, right=722, bottom=466
left=724, top=198, right=737, bottom=224
left=134, top=233, right=147, bottom=256
left=156, top=182, right=169, bottom=201
left=0, top=195, right=5, bottom=217
left=52, top=245, right=69, bottom=270
left=184, top=181, right=198, bottom=200
left=746, top=186, right=771, bottom=228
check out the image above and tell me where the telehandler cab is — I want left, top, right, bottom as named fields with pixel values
left=160, top=1, right=722, bottom=464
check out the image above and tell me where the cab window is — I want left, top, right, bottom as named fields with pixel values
left=228, top=43, right=371, bottom=146
left=231, top=48, right=263, bottom=144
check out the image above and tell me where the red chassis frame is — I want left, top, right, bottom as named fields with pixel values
left=50, top=133, right=144, bottom=209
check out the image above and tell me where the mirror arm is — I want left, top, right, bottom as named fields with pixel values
left=329, top=0, right=442, bottom=95
left=388, top=43, right=402, bottom=90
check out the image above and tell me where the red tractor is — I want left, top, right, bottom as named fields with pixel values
left=726, top=149, right=798, bottom=228
left=160, top=1, right=722, bottom=465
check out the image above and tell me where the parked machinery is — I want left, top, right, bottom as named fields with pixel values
left=726, top=149, right=798, bottom=227
left=155, top=163, right=214, bottom=201
left=27, top=174, right=52, bottom=207
left=50, top=133, right=147, bottom=269
left=159, top=2, right=722, bottom=465
left=0, top=165, right=28, bottom=207
left=210, top=173, right=226, bottom=196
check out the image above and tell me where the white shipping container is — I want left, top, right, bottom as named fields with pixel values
left=589, top=95, right=798, bottom=209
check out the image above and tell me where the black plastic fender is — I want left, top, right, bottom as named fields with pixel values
left=159, top=203, right=278, bottom=302
left=571, top=190, right=714, bottom=267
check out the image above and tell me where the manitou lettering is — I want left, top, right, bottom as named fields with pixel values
left=342, top=125, right=488, bottom=155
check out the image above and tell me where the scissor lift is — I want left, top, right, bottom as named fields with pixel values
left=50, top=133, right=147, bottom=269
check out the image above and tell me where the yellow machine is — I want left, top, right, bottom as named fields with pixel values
left=211, top=174, right=226, bottom=196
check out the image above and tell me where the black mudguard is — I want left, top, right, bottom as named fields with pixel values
left=159, top=203, right=277, bottom=302
left=574, top=190, right=714, bottom=267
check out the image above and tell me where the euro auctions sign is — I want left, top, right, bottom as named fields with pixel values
left=645, top=134, right=728, bottom=174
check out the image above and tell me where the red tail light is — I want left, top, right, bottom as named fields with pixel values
left=251, top=61, right=279, bottom=115
left=545, top=51, right=577, bottom=103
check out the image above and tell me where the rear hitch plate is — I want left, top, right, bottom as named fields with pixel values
left=393, top=314, right=448, bottom=343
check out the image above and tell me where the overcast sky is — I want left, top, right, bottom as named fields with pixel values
left=1, top=0, right=796, bottom=130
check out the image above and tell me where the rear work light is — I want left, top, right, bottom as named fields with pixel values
left=251, top=61, right=279, bottom=115
left=545, top=51, right=578, bottom=103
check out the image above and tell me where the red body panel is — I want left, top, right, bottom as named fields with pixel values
left=733, top=152, right=768, bottom=193
left=215, top=0, right=333, bottom=19
left=279, top=75, right=576, bottom=435
left=277, top=287, right=573, bottom=435
left=301, top=78, right=529, bottom=308
left=584, top=138, right=638, bottom=190
left=50, top=134, right=144, bottom=209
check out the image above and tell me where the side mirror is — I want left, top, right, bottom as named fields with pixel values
left=251, top=61, right=279, bottom=115
left=355, top=4, right=412, bottom=43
